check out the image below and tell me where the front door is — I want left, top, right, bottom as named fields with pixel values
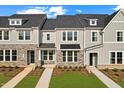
left=27, top=50, right=35, bottom=65
left=89, top=53, right=98, bottom=67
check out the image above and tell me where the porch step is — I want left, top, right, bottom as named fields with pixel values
left=27, top=64, right=36, bottom=70
left=42, top=64, right=56, bottom=68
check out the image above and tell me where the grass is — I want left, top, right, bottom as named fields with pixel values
left=15, top=67, right=44, bottom=88
left=49, top=71, right=107, bottom=88
left=0, top=67, right=24, bottom=87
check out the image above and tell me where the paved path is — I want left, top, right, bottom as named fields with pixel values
left=36, top=67, right=54, bottom=88
left=1, top=65, right=33, bottom=88
left=88, top=66, right=121, bottom=88
left=36, top=64, right=56, bottom=88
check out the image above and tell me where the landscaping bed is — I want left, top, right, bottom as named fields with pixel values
left=49, top=66, right=107, bottom=88
left=15, top=67, right=44, bottom=88
left=0, top=67, right=24, bottom=87
left=100, top=68, right=124, bottom=87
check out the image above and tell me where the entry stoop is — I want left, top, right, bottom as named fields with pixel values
left=27, top=63, right=36, bottom=70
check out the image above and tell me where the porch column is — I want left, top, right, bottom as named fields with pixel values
left=38, top=50, right=41, bottom=61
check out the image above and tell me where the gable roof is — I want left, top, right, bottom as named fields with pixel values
left=56, top=15, right=82, bottom=28
left=0, top=14, right=47, bottom=28
left=42, top=19, right=56, bottom=30
left=77, top=14, right=108, bottom=27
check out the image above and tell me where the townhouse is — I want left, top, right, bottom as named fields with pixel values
left=0, top=9, right=124, bottom=68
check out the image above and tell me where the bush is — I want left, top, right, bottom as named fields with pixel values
left=66, top=69, right=70, bottom=72
left=103, top=68, right=109, bottom=72
left=120, top=69, right=124, bottom=72
left=69, top=66, right=72, bottom=69
left=75, top=66, right=78, bottom=69
left=72, top=69, right=76, bottom=71
left=112, top=68, right=119, bottom=72
left=79, top=66, right=83, bottom=69
left=114, top=73, right=119, bottom=76
left=63, top=66, right=67, bottom=69
left=58, top=66, right=62, bottom=69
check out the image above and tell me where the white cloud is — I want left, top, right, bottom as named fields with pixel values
left=113, top=5, right=124, bottom=11
left=76, top=9, right=82, bottom=13
left=16, top=6, right=67, bottom=18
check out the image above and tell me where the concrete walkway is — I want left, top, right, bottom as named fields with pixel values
left=36, top=64, right=55, bottom=88
left=88, top=66, right=121, bottom=88
left=1, top=65, right=34, bottom=88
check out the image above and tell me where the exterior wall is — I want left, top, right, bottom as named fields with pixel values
left=0, top=28, right=39, bottom=45
left=40, top=30, right=56, bottom=44
left=56, top=50, right=84, bottom=66
left=84, top=29, right=102, bottom=48
left=0, top=44, right=40, bottom=67
left=56, top=29, right=84, bottom=50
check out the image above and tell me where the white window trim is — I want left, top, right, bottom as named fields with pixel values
left=0, top=30, right=10, bottom=41
left=109, top=51, right=124, bottom=64
left=18, top=31, right=31, bottom=41
left=42, top=50, right=54, bottom=61
left=62, top=31, right=78, bottom=42
left=9, top=19, right=22, bottom=25
left=91, top=30, right=99, bottom=43
left=116, top=30, right=124, bottom=42
left=89, top=19, right=98, bottom=26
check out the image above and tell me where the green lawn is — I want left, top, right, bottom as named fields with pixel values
left=15, top=67, right=44, bottom=88
left=49, top=71, right=107, bottom=88
left=0, top=73, right=12, bottom=87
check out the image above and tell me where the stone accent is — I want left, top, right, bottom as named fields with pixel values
left=56, top=50, right=84, bottom=66
left=0, top=44, right=40, bottom=67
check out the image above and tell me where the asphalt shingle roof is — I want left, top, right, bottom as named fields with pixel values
left=42, top=19, right=56, bottom=30
left=0, top=14, right=47, bottom=28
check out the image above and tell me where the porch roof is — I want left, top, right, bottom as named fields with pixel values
left=60, top=44, right=80, bottom=49
left=39, top=43, right=55, bottom=48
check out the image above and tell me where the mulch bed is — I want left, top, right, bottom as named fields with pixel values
left=100, top=69, right=124, bottom=82
left=53, top=66, right=91, bottom=76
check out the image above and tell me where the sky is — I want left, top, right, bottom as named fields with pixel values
left=0, top=5, right=123, bottom=18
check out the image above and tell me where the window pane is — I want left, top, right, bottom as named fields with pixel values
left=5, top=50, right=10, bottom=61
left=43, top=50, right=47, bottom=60
left=0, top=31, right=2, bottom=40
left=47, top=34, right=50, bottom=40
left=74, top=51, right=77, bottom=62
left=25, top=31, right=30, bottom=40
left=0, top=50, right=3, bottom=61
left=92, top=32, right=97, bottom=42
left=4, top=31, right=9, bottom=40
left=12, top=50, right=17, bottom=61
left=74, top=32, right=77, bottom=41
left=49, top=50, right=53, bottom=60
left=68, top=51, right=72, bottom=62
left=117, top=32, right=123, bottom=42
left=110, top=52, right=115, bottom=64
left=19, top=31, right=24, bottom=40
left=67, top=32, right=72, bottom=41
left=62, top=51, right=66, bottom=62
left=63, top=32, right=66, bottom=41
left=117, top=52, right=122, bottom=64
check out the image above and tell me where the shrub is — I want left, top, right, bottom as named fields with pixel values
left=103, top=68, right=109, bottom=72
left=120, top=69, right=124, bottom=72
left=72, top=69, right=76, bottom=71
left=79, top=66, right=82, bottom=69
left=114, top=73, right=119, bottom=76
left=69, top=66, right=72, bottom=69
left=66, top=69, right=70, bottom=72
left=63, top=66, right=67, bottom=69
left=58, top=66, right=62, bottom=69
left=112, top=68, right=119, bottom=72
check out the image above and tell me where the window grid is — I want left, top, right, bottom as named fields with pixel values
left=117, top=32, right=123, bottom=42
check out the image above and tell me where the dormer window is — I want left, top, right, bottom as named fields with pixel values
left=89, top=19, right=98, bottom=26
left=8, top=19, right=22, bottom=25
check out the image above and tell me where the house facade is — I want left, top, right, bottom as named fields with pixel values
left=0, top=9, right=124, bottom=68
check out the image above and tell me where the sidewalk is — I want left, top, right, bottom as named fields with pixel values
left=88, top=66, right=121, bottom=88
left=36, top=68, right=53, bottom=88
left=1, top=66, right=33, bottom=88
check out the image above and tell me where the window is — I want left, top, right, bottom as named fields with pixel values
left=63, top=32, right=66, bottom=41
left=110, top=52, right=123, bottom=64
left=5, top=50, right=10, bottom=61
left=117, top=32, right=123, bottom=42
left=4, top=31, right=9, bottom=40
left=49, top=50, right=54, bottom=60
left=74, top=51, right=77, bottom=62
left=0, top=30, right=9, bottom=40
left=117, top=52, right=122, bottom=64
left=43, top=50, right=47, bottom=60
left=47, top=34, right=50, bottom=40
left=12, top=50, right=17, bottom=61
left=9, top=19, right=22, bottom=25
left=0, top=31, right=2, bottom=40
left=74, top=32, right=77, bottom=41
left=18, top=31, right=31, bottom=40
left=0, top=50, right=3, bottom=61
left=110, top=52, right=115, bottom=64
left=25, top=31, right=30, bottom=40
left=90, top=19, right=97, bottom=26
left=92, top=32, right=97, bottom=42
left=19, top=31, right=24, bottom=40
left=67, top=32, right=73, bottom=41
left=62, top=51, right=66, bottom=62
left=62, top=51, right=78, bottom=62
